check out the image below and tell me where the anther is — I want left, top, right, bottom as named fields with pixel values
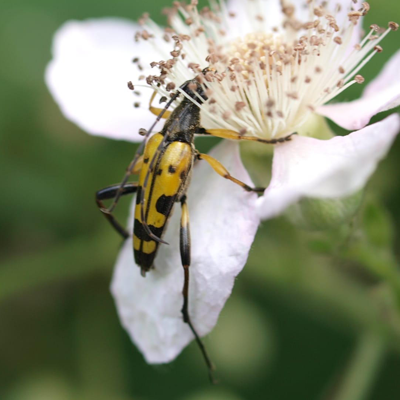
left=334, top=37, right=343, bottom=45
left=348, top=11, right=363, bottom=18
left=314, top=7, right=323, bottom=17
left=361, top=2, right=370, bottom=15
left=166, top=82, right=176, bottom=91
left=330, top=22, right=340, bottom=32
left=235, top=102, right=246, bottom=111
left=374, top=45, right=383, bottom=53
left=355, top=75, right=365, bottom=84
left=205, top=89, right=214, bottom=97
left=188, top=82, right=198, bottom=91
left=127, top=81, right=134, bottom=90
left=389, top=22, right=399, bottom=31
left=307, top=105, right=316, bottom=112
left=222, top=111, right=232, bottom=120
left=266, top=99, right=275, bottom=108
left=139, top=128, right=147, bottom=136
left=303, top=21, right=314, bottom=30
left=287, top=92, right=299, bottom=100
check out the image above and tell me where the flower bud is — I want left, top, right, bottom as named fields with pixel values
left=285, top=190, right=364, bottom=231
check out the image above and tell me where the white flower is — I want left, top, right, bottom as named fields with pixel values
left=45, top=0, right=400, bottom=365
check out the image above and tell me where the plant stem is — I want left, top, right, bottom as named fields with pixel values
left=333, top=332, right=386, bottom=400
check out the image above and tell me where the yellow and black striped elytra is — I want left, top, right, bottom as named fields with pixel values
left=95, top=73, right=295, bottom=383
left=133, top=131, right=194, bottom=276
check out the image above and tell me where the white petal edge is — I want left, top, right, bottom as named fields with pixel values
left=111, top=140, right=260, bottom=363
left=45, top=19, right=161, bottom=142
left=318, top=50, right=400, bottom=131
left=257, top=114, right=400, bottom=220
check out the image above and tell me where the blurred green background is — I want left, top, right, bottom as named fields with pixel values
left=1, top=0, right=400, bottom=399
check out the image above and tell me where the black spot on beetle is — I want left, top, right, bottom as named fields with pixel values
left=135, top=186, right=142, bottom=205
left=157, top=169, right=163, bottom=176
left=168, top=165, right=177, bottom=174
left=134, top=219, right=164, bottom=241
left=144, top=157, right=149, bottom=164
left=156, top=195, right=174, bottom=216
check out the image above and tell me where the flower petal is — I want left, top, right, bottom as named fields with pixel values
left=257, top=114, right=400, bottom=220
left=45, top=19, right=160, bottom=142
left=318, top=50, right=400, bottom=130
left=111, top=140, right=260, bottom=363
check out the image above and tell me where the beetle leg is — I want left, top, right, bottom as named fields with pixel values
left=198, top=128, right=296, bottom=144
left=96, top=183, right=138, bottom=239
left=149, top=90, right=172, bottom=119
left=179, top=195, right=217, bottom=384
left=197, top=153, right=265, bottom=193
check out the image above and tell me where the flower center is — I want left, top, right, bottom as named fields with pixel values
left=137, top=1, right=398, bottom=140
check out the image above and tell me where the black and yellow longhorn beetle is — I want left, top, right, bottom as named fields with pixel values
left=95, top=72, right=294, bottom=383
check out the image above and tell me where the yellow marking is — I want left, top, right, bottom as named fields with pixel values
left=149, top=90, right=172, bottom=119
left=134, top=135, right=192, bottom=229
left=133, top=235, right=141, bottom=251
left=134, top=133, right=163, bottom=225
left=142, top=240, right=157, bottom=254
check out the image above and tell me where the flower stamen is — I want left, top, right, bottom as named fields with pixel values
left=136, top=1, right=397, bottom=140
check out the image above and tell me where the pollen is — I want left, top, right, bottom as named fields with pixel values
left=136, top=0, right=397, bottom=141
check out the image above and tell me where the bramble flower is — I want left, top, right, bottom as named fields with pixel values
left=46, top=0, right=400, bottom=365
